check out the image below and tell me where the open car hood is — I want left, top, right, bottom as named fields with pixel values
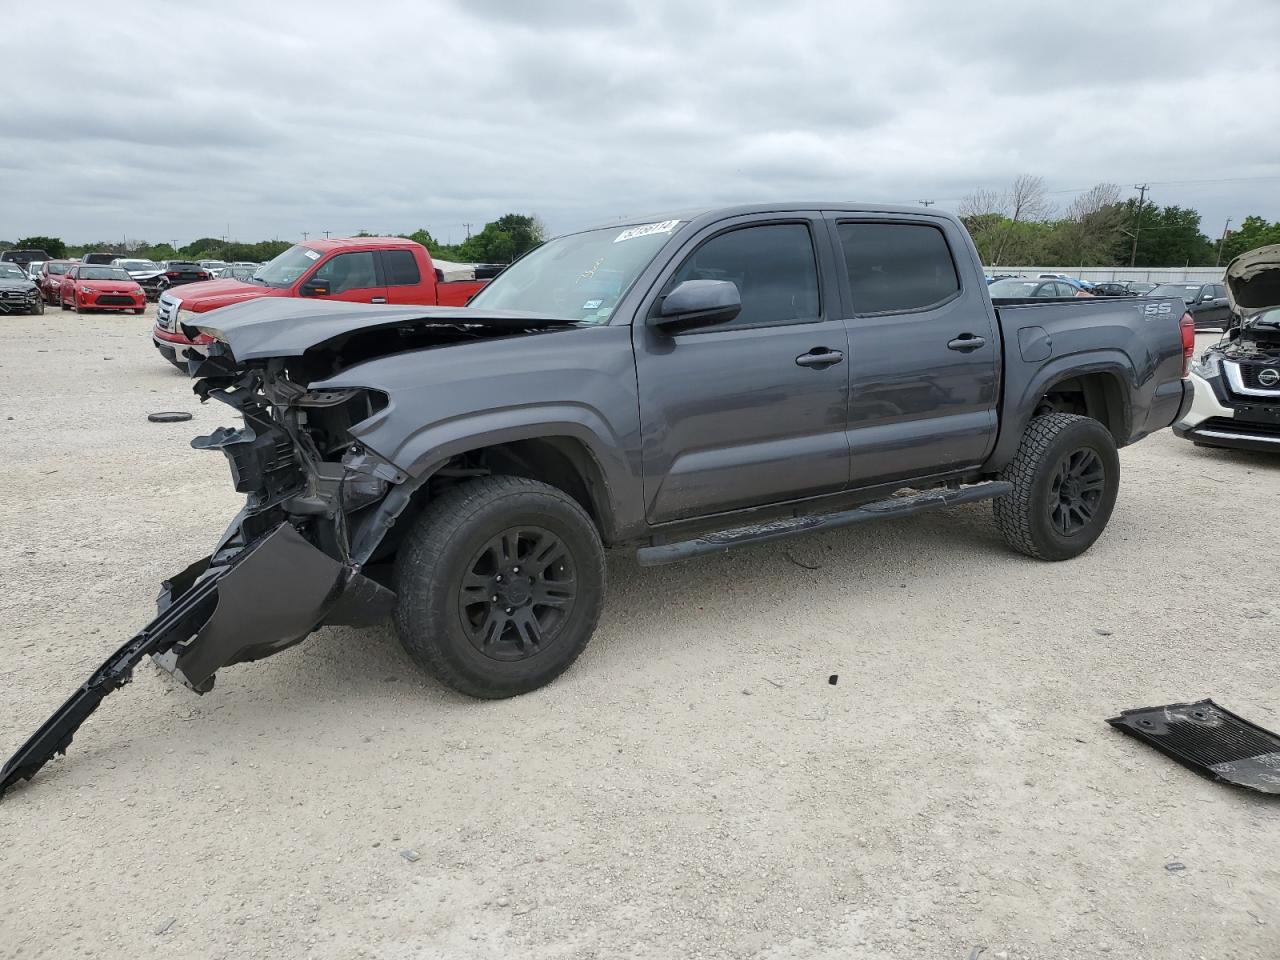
left=1225, top=243, right=1280, bottom=318
left=185, top=297, right=578, bottom=362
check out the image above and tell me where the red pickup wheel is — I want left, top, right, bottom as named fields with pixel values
left=994, top=413, right=1120, bottom=561
left=394, top=475, right=605, bottom=698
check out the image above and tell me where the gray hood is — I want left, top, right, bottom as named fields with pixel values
left=1225, top=243, right=1280, bottom=318
left=184, top=297, right=579, bottom=361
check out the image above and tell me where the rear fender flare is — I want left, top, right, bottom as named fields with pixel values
left=986, top=353, right=1135, bottom=471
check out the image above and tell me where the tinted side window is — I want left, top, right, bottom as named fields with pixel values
left=837, top=222, right=960, bottom=314
left=312, top=251, right=378, bottom=294
left=383, top=249, right=420, bottom=286
left=1211, top=284, right=1226, bottom=299
left=668, top=223, right=820, bottom=329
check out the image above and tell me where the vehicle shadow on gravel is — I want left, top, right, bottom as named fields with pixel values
left=234, top=501, right=1013, bottom=708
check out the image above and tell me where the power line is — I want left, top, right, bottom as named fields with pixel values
left=1130, top=184, right=1148, bottom=267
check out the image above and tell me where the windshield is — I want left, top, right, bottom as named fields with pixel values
left=0, top=264, right=27, bottom=280
left=47, top=263, right=70, bottom=275
left=118, top=260, right=159, bottom=272
left=80, top=267, right=131, bottom=281
left=468, top=221, right=685, bottom=323
left=1150, top=283, right=1201, bottom=300
left=253, top=244, right=323, bottom=288
left=201, top=261, right=227, bottom=268
left=988, top=278, right=1041, bottom=297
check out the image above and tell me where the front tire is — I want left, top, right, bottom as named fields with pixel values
left=994, top=413, right=1120, bottom=561
left=394, top=476, right=606, bottom=699
left=29, top=297, right=44, bottom=316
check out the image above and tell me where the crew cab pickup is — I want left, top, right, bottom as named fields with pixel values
left=0, top=203, right=1196, bottom=797
left=152, top=237, right=488, bottom=368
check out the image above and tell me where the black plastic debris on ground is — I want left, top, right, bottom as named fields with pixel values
left=148, top=411, right=193, bottom=423
left=1108, top=699, right=1280, bottom=795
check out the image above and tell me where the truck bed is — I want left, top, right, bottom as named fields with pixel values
left=988, top=295, right=1190, bottom=464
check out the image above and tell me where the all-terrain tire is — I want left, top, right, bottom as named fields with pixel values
left=994, top=413, right=1120, bottom=561
left=394, top=475, right=606, bottom=699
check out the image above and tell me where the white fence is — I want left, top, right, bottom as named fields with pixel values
left=987, top=265, right=1225, bottom=283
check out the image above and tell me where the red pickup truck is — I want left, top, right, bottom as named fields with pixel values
left=152, top=237, right=489, bottom=367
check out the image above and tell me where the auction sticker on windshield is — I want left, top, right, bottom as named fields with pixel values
left=614, top=220, right=680, bottom=244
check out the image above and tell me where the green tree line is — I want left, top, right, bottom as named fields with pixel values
left=957, top=176, right=1279, bottom=268
left=0, top=213, right=547, bottom=267
left=4, top=204, right=1275, bottom=269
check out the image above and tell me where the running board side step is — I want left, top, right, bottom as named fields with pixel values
left=635, top=480, right=1013, bottom=566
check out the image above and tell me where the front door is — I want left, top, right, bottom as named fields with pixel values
left=633, top=218, right=851, bottom=524
left=827, top=216, right=999, bottom=486
left=304, top=250, right=387, bottom=304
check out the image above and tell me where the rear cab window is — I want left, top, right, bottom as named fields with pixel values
left=381, top=249, right=421, bottom=286
left=834, top=221, right=960, bottom=314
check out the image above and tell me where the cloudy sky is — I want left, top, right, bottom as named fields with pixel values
left=4, top=0, right=1278, bottom=246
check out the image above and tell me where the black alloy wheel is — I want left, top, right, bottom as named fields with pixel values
left=1047, top=447, right=1105, bottom=536
left=458, top=526, right=578, bottom=662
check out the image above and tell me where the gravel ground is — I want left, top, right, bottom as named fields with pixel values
left=0, top=307, right=1277, bottom=960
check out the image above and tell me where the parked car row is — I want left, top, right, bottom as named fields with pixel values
left=0, top=261, right=44, bottom=314
left=981, top=274, right=1232, bottom=329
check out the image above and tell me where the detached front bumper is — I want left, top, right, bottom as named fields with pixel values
left=152, top=522, right=393, bottom=692
left=0, top=522, right=394, bottom=799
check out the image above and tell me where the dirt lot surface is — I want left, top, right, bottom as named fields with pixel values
left=1, top=307, right=1277, bottom=960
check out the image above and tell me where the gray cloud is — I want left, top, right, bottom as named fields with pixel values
left=2, top=0, right=1277, bottom=246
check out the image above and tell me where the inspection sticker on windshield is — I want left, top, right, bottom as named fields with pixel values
left=614, top=220, right=679, bottom=244
left=303, top=249, right=321, bottom=260
left=582, top=299, right=603, bottom=310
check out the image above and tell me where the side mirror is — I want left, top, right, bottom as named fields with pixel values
left=301, top=277, right=331, bottom=297
left=650, top=279, right=741, bottom=333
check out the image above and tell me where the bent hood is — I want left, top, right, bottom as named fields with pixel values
left=172, top=277, right=272, bottom=309
left=185, top=296, right=579, bottom=362
left=1225, top=243, right=1280, bottom=318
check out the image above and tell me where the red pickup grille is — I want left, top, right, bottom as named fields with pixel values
left=96, top=295, right=135, bottom=306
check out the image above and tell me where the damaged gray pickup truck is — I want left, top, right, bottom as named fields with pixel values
left=1, top=203, right=1195, bottom=797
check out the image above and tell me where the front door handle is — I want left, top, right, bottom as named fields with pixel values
left=795, top=348, right=844, bottom=369
left=947, top=334, right=986, bottom=352
left=371, top=297, right=387, bottom=304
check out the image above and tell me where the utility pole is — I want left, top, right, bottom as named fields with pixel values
left=463, top=222, right=473, bottom=239
left=1129, top=183, right=1148, bottom=267
left=302, top=231, right=309, bottom=241
left=1215, top=217, right=1233, bottom=267
left=918, top=199, right=935, bottom=207
left=323, top=230, right=331, bottom=239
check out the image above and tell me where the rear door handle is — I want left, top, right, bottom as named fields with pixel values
left=795, top=348, right=844, bottom=369
left=947, top=334, right=986, bottom=352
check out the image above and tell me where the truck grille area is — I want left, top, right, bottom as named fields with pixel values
left=156, top=295, right=178, bottom=330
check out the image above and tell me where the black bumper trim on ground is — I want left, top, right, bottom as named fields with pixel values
left=1108, top=699, right=1280, bottom=794
left=0, top=523, right=396, bottom=799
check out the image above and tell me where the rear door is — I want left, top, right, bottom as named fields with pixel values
left=1204, top=283, right=1231, bottom=326
left=378, top=249, right=426, bottom=305
left=827, top=215, right=999, bottom=486
left=304, top=250, right=387, bottom=304
left=633, top=215, right=851, bottom=524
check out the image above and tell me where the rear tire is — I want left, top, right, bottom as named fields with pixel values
left=394, top=476, right=606, bottom=699
left=994, top=413, right=1120, bottom=561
